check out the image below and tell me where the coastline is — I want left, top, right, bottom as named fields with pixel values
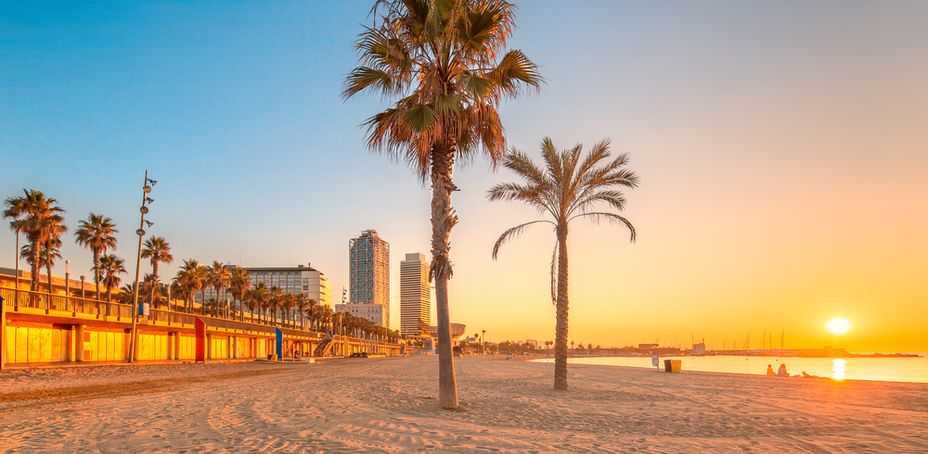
left=2, top=356, right=926, bottom=452
left=526, top=353, right=928, bottom=385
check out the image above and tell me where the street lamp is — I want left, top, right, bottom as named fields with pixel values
left=128, top=170, right=156, bottom=363
left=65, top=259, right=70, bottom=311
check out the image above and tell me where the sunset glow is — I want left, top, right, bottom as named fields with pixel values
left=826, top=318, right=852, bottom=336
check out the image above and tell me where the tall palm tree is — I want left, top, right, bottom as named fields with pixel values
left=268, top=286, right=284, bottom=325
left=344, top=0, right=542, bottom=409
left=174, top=259, right=204, bottom=313
left=229, top=266, right=251, bottom=321
left=305, top=297, right=318, bottom=331
left=206, top=261, right=231, bottom=317
left=245, top=282, right=269, bottom=323
left=42, top=221, right=67, bottom=294
left=74, top=213, right=118, bottom=300
left=3, top=189, right=66, bottom=292
left=488, top=138, right=638, bottom=390
left=141, top=236, right=173, bottom=309
left=97, top=254, right=126, bottom=302
left=20, top=237, right=62, bottom=296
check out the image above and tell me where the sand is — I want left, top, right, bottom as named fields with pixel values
left=1, top=356, right=926, bottom=453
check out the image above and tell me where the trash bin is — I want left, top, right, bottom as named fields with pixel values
left=663, top=359, right=682, bottom=373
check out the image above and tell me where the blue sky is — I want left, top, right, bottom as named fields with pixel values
left=2, top=1, right=926, bottom=348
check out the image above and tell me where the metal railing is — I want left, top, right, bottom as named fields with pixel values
left=1, top=286, right=399, bottom=349
left=1, top=286, right=133, bottom=319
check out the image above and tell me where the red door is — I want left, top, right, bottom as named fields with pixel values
left=195, top=318, right=206, bottom=363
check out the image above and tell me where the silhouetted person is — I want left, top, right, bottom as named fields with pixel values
left=777, top=363, right=788, bottom=377
left=766, top=364, right=775, bottom=376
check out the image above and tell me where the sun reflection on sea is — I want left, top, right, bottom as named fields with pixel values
left=832, top=359, right=847, bottom=381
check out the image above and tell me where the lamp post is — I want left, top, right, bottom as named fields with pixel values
left=79, top=275, right=85, bottom=298
left=128, top=170, right=156, bottom=363
left=13, top=229, right=19, bottom=308
left=65, top=259, right=70, bottom=311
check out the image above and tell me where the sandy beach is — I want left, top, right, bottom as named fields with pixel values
left=1, top=356, right=926, bottom=453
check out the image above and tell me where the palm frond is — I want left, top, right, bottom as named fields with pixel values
left=569, top=190, right=628, bottom=216
left=568, top=212, right=637, bottom=242
left=488, top=50, right=543, bottom=97
left=549, top=240, right=558, bottom=305
left=491, top=219, right=555, bottom=259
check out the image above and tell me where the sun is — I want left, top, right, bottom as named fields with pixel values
left=826, top=317, right=851, bottom=335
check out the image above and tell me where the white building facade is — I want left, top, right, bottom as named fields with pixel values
left=198, top=263, right=331, bottom=309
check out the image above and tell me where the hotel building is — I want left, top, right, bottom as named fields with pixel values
left=400, top=253, right=430, bottom=337
left=342, top=229, right=390, bottom=327
left=198, top=263, right=331, bottom=309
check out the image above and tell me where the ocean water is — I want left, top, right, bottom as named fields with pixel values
left=534, top=354, right=928, bottom=384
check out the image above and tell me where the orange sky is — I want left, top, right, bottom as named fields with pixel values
left=2, top=2, right=925, bottom=352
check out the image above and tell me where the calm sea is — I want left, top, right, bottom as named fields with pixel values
left=534, top=354, right=928, bottom=384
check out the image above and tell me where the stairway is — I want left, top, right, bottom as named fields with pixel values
left=313, top=334, right=335, bottom=357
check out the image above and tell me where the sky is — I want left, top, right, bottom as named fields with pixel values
left=1, top=1, right=926, bottom=352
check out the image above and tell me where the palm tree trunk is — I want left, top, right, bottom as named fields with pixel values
left=30, top=237, right=41, bottom=292
left=430, top=144, right=459, bottom=410
left=553, top=225, right=570, bottom=390
left=44, top=242, right=54, bottom=305
left=150, top=262, right=159, bottom=310
left=93, top=250, right=101, bottom=300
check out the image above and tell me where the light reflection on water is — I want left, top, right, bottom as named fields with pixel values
left=832, top=359, right=847, bottom=381
left=533, top=355, right=928, bottom=383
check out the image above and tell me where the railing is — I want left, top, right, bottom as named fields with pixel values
left=1, top=287, right=399, bottom=350
left=1, top=287, right=321, bottom=337
left=149, top=307, right=198, bottom=326
left=1, top=286, right=134, bottom=319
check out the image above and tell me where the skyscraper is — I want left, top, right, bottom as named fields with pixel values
left=400, top=253, right=430, bottom=337
left=345, top=229, right=390, bottom=327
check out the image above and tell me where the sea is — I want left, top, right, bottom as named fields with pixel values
left=534, top=354, right=928, bottom=384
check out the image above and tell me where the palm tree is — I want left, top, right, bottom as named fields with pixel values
left=245, top=282, right=269, bottom=323
left=268, top=286, right=284, bottom=325
left=344, top=0, right=541, bottom=409
left=141, top=236, right=173, bottom=309
left=117, top=282, right=137, bottom=306
left=41, top=221, right=67, bottom=294
left=269, top=291, right=280, bottom=324
left=229, top=266, right=251, bottom=321
left=3, top=189, right=66, bottom=293
left=20, top=237, right=62, bottom=296
left=174, top=259, right=205, bottom=313
left=74, top=213, right=118, bottom=300
left=304, top=297, right=318, bottom=331
left=206, top=261, right=231, bottom=317
left=293, top=295, right=315, bottom=330
left=488, top=138, right=638, bottom=390
left=97, top=254, right=127, bottom=302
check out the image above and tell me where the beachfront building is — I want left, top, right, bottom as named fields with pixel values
left=400, top=253, right=430, bottom=337
left=198, top=263, right=332, bottom=313
left=335, top=303, right=387, bottom=328
left=0, top=267, right=399, bottom=368
left=247, top=264, right=331, bottom=308
left=346, top=229, right=390, bottom=327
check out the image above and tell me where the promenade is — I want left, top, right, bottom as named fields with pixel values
left=1, top=356, right=926, bottom=452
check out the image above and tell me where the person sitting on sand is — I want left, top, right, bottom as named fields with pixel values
left=777, top=363, right=788, bottom=377
left=767, top=364, right=775, bottom=376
